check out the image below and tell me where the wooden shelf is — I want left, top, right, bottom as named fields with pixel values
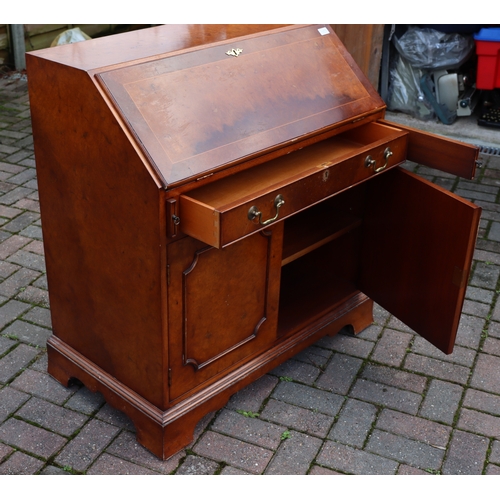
left=278, top=229, right=361, bottom=337
left=282, top=211, right=361, bottom=265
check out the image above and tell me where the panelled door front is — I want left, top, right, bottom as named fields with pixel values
left=167, top=226, right=283, bottom=402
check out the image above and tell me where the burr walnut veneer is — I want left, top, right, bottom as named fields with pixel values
left=26, top=24, right=481, bottom=459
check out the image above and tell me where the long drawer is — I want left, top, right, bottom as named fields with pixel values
left=179, top=121, right=408, bottom=248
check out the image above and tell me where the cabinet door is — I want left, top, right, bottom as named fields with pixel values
left=358, top=167, right=481, bottom=354
left=167, top=226, right=282, bottom=402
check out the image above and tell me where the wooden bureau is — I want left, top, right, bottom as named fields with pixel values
left=26, top=24, right=481, bottom=459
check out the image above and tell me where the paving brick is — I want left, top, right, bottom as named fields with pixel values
left=370, top=329, right=412, bottom=367
left=0, top=267, right=40, bottom=298
left=0, top=186, right=34, bottom=206
left=0, top=299, right=31, bottom=329
left=64, top=386, right=106, bottom=415
left=462, top=299, right=491, bottom=318
left=11, top=369, right=77, bottom=404
left=465, top=285, right=495, bottom=304
left=21, top=306, right=51, bottom=328
left=2, top=211, right=39, bottom=233
left=372, top=303, right=391, bottom=326
left=0, top=441, right=14, bottom=461
left=0, top=386, right=30, bottom=424
left=55, top=418, right=120, bottom=471
left=491, top=301, right=500, bottom=323
left=419, top=380, right=463, bottom=425
left=106, top=430, right=183, bottom=474
left=39, top=465, right=72, bottom=475
left=211, top=409, right=285, bottom=449
left=0, top=418, right=66, bottom=458
left=490, top=440, right=500, bottom=464
left=292, top=344, right=332, bottom=369
left=94, top=403, right=135, bottom=432
left=471, top=262, right=500, bottom=289
left=457, top=408, right=500, bottom=439
left=12, top=197, right=40, bottom=213
left=316, top=440, right=398, bottom=475
left=366, top=429, right=445, bottom=470
left=442, top=429, right=489, bottom=474
left=470, top=353, right=500, bottom=394
left=411, top=336, right=476, bottom=367
left=0, top=335, right=16, bottom=355
left=0, top=450, right=44, bottom=475
left=19, top=225, right=43, bottom=240
left=7, top=249, right=45, bottom=272
left=30, top=352, right=47, bottom=372
left=16, top=285, right=49, bottom=306
left=308, top=465, right=343, bottom=474
left=22, top=239, right=44, bottom=255
left=315, top=353, right=363, bottom=395
left=227, top=376, right=278, bottom=414
left=31, top=273, right=47, bottom=290
left=0, top=343, right=39, bottom=383
left=455, top=314, right=486, bottom=349
left=397, top=464, right=431, bottom=475
left=193, top=430, right=273, bottom=474
left=356, top=323, right=383, bottom=341
left=0, top=260, right=19, bottom=278
left=264, top=430, right=322, bottom=475
left=486, top=463, right=500, bottom=474
left=87, top=453, right=160, bottom=475
left=272, top=380, right=344, bottom=416
left=260, top=399, right=334, bottom=438
left=7, top=168, right=37, bottom=186
left=386, top=316, right=415, bottom=334
left=349, top=378, right=422, bottom=415
left=270, top=358, right=320, bottom=384
left=319, top=331, right=374, bottom=359
left=0, top=203, right=22, bottom=219
left=175, top=454, right=219, bottom=475
left=464, top=388, right=500, bottom=417
left=219, top=466, right=252, bottom=475
left=15, top=397, right=88, bottom=436
left=376, top=409, right=450, bottom=447
left=2, top=320, right=51, bottom=347
left=482, top=337, right=500, bottom=356
left=328, top=398, right=377, bottom=447
left=404, top=354, right=470, bottom=385
left=361, top=363, right=427, bottom=393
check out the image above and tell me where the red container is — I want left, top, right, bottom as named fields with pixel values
left=474, top=28, right=500, bottom=90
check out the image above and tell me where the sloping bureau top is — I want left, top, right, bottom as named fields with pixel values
left=96, top=24, right=386, bottom=187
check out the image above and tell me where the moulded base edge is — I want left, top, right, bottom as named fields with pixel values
left=46, top=292, right=374, bottom=460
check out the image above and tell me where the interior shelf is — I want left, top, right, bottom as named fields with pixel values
left=282, top=209, right=361, bottom=266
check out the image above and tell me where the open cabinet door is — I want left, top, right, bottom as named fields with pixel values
left=358, top=168, right=481, bottom=354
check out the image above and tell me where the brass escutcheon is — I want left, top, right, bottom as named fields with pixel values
left=248, top=194, right=285, bottom=226
left=226, top=48, right=243, bottom=57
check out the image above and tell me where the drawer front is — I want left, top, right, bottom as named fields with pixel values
left=180, top=124, right=408, bottom=248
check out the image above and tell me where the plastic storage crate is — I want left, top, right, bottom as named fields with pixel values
left=474, top=28, right=500, bottom=90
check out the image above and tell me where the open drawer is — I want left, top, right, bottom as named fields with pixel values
left=179, top=121, right=408, bottom=248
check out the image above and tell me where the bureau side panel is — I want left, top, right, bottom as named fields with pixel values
left=27, top=54, right=166, bottom=408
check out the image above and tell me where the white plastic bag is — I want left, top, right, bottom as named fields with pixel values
left=50, top=28, right=91, bottom=47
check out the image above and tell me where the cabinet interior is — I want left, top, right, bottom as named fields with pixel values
left=278, top=183, right=367, bottom=337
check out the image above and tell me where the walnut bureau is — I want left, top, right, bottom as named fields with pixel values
left=26, top=24, right=481, bottom=459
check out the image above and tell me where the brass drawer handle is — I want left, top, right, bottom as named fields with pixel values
left=376, top=147, right=393, bottom=173
left=248, top=194, right=285, bottom=226
left=365, top=147, right=393, bottom=173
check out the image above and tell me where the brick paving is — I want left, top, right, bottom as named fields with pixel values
left=1, top=70, right=500, bottom=475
